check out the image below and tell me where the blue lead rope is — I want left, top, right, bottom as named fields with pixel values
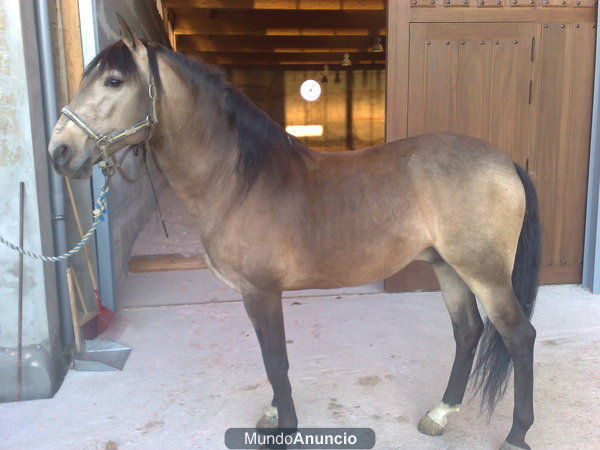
left=0, top=178, right=110, bottom=263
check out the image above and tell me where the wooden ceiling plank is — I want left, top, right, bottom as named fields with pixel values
left=175, top=25, right=386, bottom=36
left=186, top=51, right=385, bottom=64
left=212, top=60, right=386, bottom=66
left=185, top=60, right=386, bottom=70
left=164, top=0, right=385, bottom=10
left=176, top=35, right=383, bottom=52
left=172, top=9, right=386, bottom=35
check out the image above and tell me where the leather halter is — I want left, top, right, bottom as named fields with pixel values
left=60, top=64, right=158, bottom=175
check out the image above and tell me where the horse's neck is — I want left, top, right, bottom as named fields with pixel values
left=150, top=66, right=238, bottom=231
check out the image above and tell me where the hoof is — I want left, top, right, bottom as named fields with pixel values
left=500, top=442, right=530, bottom=450
left=417, top=414, right=445, bottom=436
left=256, top=406, right=278, bottom=429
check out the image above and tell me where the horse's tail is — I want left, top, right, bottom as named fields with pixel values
left=471, top=163, right=541, bottom=414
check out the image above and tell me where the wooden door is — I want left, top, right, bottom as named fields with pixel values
left=407, top=23, right=534, bottom=162
left=532, top=22, right=596, bottom=283
left=385, top=3, right=597, bottom=291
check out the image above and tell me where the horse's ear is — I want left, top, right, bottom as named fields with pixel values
left=117, top=15, right=141, bottom=53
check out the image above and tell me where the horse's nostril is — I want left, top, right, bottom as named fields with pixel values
left=53, top=144, right=71, bottom=165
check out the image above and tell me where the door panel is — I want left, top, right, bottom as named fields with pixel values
left=536, top=23, right=596, bottom=281
left=561, top=25, right=595, bottom=269
left=534, top=23, right=567, bottom=273
left=408, top=22, right=534, bottom=153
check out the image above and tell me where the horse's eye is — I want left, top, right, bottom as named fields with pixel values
left=105, top=77, right=123, bottom=88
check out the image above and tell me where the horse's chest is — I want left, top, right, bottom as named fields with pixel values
left=203, top=252, right=241, bottom=292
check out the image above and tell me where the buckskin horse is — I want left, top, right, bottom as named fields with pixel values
left=48, top=19, right=540, bottom=450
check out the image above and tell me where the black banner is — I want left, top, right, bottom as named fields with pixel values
left=224, top=428, right=376, bottom=449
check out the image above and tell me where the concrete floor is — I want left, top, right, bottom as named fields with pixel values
left=1, top=277, right=599, bottom=449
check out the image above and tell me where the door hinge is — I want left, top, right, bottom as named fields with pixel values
left=528, top=80, right=533, bottom=104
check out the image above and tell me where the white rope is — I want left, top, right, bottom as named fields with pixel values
left=0, top=179, right=110, bottom=263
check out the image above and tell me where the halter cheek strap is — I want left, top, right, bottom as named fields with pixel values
left=60, top=67, right=158, bottom=175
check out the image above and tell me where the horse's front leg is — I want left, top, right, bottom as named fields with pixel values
left=242, top=287, right=297, bottom=431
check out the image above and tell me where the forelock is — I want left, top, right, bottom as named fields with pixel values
left=83, top=40, right=139, bottom=81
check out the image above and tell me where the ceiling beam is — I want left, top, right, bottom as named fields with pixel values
left=176, top=26, right=387, bottom=36
left=187, top=51, right=385, bottom=65
left=188, top=61, right=386, bottom=71
left=176, top=35, right=385, bottom=52
left=224, top=64, right=386, bottom=70
left=172, top=9, right=386, bottom=35
left=164, top=0, right=385, bottom=10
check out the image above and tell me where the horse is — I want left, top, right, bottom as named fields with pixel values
left=48, top=19, right=540, bottom=450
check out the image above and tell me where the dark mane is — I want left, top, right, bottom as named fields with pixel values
left=85, top=40, right=309, bottom=193
left=158, top=48, right=309, bottom=193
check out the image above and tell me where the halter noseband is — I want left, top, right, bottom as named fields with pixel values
left=60, top=64, right=158, bottom=175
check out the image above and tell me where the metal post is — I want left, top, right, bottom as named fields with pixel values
left=583, top=8, right=600, bottom=293
left=16, top=182, right=25, bottom=401
left=77, top=0, right=117, bottom=311
left=34, top=0, right=74, bottom=344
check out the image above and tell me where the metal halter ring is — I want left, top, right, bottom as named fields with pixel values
left=148, top=81, right=157, bottom=100
left=98, top=158, right=115, bottom=176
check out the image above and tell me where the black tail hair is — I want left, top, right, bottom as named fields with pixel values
left=471, top=163, right=541, bottom=414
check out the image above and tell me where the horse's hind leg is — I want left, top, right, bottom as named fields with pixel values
left=466, top=277, right=536, bottom=450
left=242, top=288, right=297, bottom=430
left=418, top=260, right=483, bottom=436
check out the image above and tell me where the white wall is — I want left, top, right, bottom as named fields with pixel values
left=0, top=1, right=64, bottom=401
left=0, top=4, right=51, bottom=348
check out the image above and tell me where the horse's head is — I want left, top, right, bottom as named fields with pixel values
left=49, top=18, right=157, bottom=178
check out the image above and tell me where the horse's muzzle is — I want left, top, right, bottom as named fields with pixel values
left=51, top=144, right=71, bottom=167
left=49, top=143, right=92, bottom=178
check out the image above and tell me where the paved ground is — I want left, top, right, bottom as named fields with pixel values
left=1, top=278, right=599, bottom=449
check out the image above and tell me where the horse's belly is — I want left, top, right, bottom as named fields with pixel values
left=282, top=235, right=429, bottom=291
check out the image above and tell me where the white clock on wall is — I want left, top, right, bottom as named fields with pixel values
left=299, top=79, right=322, bottom=102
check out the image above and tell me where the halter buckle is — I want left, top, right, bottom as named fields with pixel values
left=96, top=136, right=110, bottom=149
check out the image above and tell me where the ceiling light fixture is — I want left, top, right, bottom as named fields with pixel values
left=321, top=64, right=329, bottom=84
left=369, top=37, right=384, bottom=53
left=341, top=53, right=352, bottom=67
